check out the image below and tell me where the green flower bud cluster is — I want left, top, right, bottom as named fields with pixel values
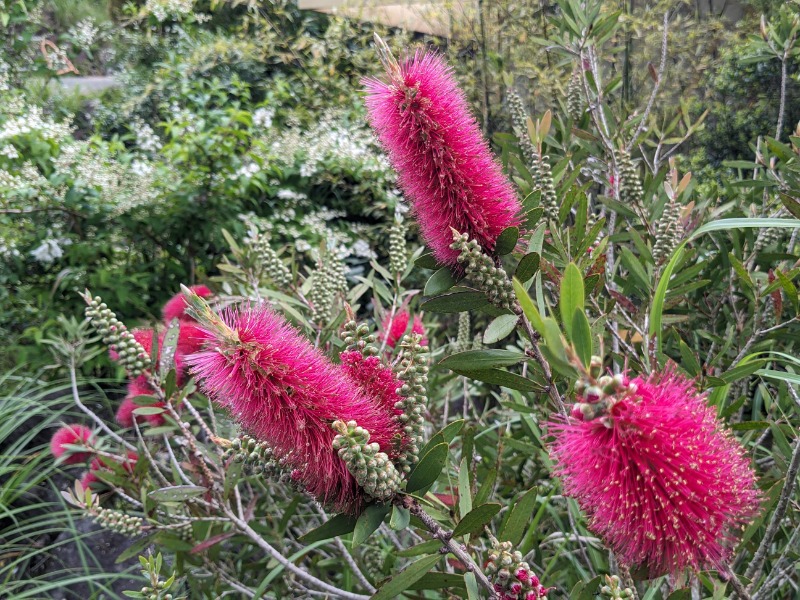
left=567, top=68, right=584, bottom=121
left=332, top=420, right=403, bottom=502
left=94, top=507, right=143, bottom=536
left=572, top=356, right=639, bottom=422
left=451, top=232, right=517, bottom=312
left=308, top=255, right=348, bottom=324
left=754, top=226, right=784, bottom=252
left=223, top=435, right=292, bottom=481
left=615, top=149, right=644, bottom=207
left=388, top=217, right=408, bottom=276
left=136, top=581, right=175, bottom=600
left=600, top=575, right=635, bottom=599
left=485, top=540, right=547, bottom=600
left=507, top=90, right=536, bottom=167
left=251, top=234, right=291, bottom=287
left=454, top=312, right=471, bottom=353
left=393, top=333, right=429, bottom=473
left=360, top=545, right=386, bottom=580
left=83, top=294, right=149, bottom=376
left=652, top=198, right=684, bottom=262
left=341, top=320, right=379, bottom=356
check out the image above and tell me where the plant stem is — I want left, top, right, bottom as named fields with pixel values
left=222, top=503, right=371, bottom=600
left=518, top=314, right=567, bottom=415
left=744, top=433, right=800, bottom=588
left=403, top=496, right=497, bottom=599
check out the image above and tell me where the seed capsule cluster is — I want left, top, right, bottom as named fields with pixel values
left=332, top=420, right=403, bottom=502
left=485, top=541, right=549, bottom=600
left=567, top=68, right=584, bottom=121
left=599, top=575, right=635, bottom=599
left=652, top=198, right=684, bottom=262
left=83, top=294, right=149, bottom=376
left=251, top=234, right=291, bottom=287
left=507, top=90, right=559, bottom=222
left=388, top=217, right=408, bottom=276
left=341, top=320, right=378, bottom=356
left=615, top=149, right=644, bottom=207
left=393, top=333, right=429, bottom=473
left=570, top=356, right=638, bottom=424
left=451, top=232, right=517, bottom=311
left=94, top=507, right=143, bottom=536
left=308, top=255, right=348, bottom=324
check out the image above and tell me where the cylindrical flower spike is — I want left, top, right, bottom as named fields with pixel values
left=364, top=42, right=522, bottom=266
left=548, top=369, right=761, bottom=576
left=50, top=424, right=94, bottom=465
left=187, top=301, right=404, bottom=512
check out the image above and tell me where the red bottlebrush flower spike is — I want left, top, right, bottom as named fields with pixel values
left=548, top=370, right=761, bottom=576
left=79, top=470, right=100, bottom=491
left=176, top=322, right=207, bottom=356
left=381, top=310, right=426, bottom=349
left=339, top=350, right=404, bottom=453
left=50, top=424, right=94, bottom=465
left=115, top=396, right=139, bottom=429
left=163, top=285, right=212, bottom=323
left=364, top=47, right=521, bottom=266
left=188, top=304, right=403, bottom=512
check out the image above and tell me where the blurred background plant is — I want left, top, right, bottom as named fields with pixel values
left=2, top=0, right=800, bottom=598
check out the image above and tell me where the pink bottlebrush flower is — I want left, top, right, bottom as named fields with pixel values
left=176, top=322, right=206, bottom=356
left=163, top=285, right=212, bottom=323
left=115, top=396, right=139, bottom=428
left=50, top=424, right=94, bottom=465
left=364, top=48, right=521, bottom=266
left=548, top=370, right=761, bottom=576
left=381, top=310, right=426, bottom=349
left=188, top=304, right=403, bottom=512
left=339, top=350, right=404, bottom=453
left=79, top=470, right=100, bottom=491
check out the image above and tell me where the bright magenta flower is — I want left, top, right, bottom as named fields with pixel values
left=50, top=424, right=94, bottom=465
left=163, top=285, right=212, bottom=323
left=364, top=49, right=521, bottom=265
left=548, top=370, right=760, bottom=576
left=188, top=305, right=403, bottom=512
left=381, top=310, right=426, bottom=349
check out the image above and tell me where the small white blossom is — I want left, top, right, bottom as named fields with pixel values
left=0, top=145, right=18, bottom=159
left=252, top=107, right=274, bottom=129
left=235, top=162, right=259, bottom=179
left=30, top=237, right=71, bottom=264
left=295, top=239, right=311, bottom=252
left=350, top=239, right=376, bottom=259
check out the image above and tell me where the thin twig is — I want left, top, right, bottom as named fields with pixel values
left=334, top=537, right=377, bottom=594
left=221, top=503, right=371, bottom=600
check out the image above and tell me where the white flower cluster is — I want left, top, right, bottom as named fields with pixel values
left=0, top=145, right=18, bottom=158
left=0, top=236, right=20, bottom=259
left=145, top=0, right=194, bottom=22
left=0, top=60, right=10, bottom=92
left=276, top=189, right=306, bottom=201
left=252, top=107, right=274, bottom=129
left=132, top=121, right=162, bottom=153
left=235, top=162, right=260, bottom=179
left=0, top=105, right=72, bottom=143
left=30, top=236, right=72, bottom=264
left=68, top=18, right=99, bottom=49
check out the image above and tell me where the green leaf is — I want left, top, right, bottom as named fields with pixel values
left=439, top=349, right=526, bottom=371
left=730, top=421, right=770, bottom=431
left=415, top=253, right=440, bottom=270
left=513, top=277, right=545, bottom=334
left=406, top=443, right=448, bottom=493
left=458, top=457, right=472, bottom=520
left=439, top=419, right=465, bottom=443
left=495, top=226, right=519, bottom=255
left=500, top=487, right=538, bottom=545
left=483, top=313, right=519, bottom=344
left=408, top=572, right=466, bottom=591
left=397, top=540, right=441, bottom=557
left=132, top=406, right=165, bottom=416
left=299, top=513, right=358, bottom=543
left=757, top=369, right=800, bottom=386
left=560, top=263, right=584, bottom=339
left=390, top=506, right=411, bottom=531
left=148, top=485, right=207, bottom=502
left=571, top=308, right=592, bottom=367
left=465, top=572, right=480, bottom=600
left=353, top=504, right=391, bottom=546
left=452, top=503, right=501, bottom=538
left=775, top=270, right=799, bottom=313
left=728, top=253, right=754, bottom=291
left=678, top=339, right=702, bottom=377
left=422, top=292, right=490, bottom=313
left=370, top=554, right=441, bottom=600
left=424, top=267, right=458, bottom=296
left=720, top=359, right=767, bottom=384
left=569, top=576, right=602, bottom=600
left=515, top=252, right=540, bottom=283
left=452, top=368, right=540, bottom=392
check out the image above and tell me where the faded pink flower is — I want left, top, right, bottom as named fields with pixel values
left=364, top=49, right=521, bottom=265
left=50, top=424, right=94, bottom=465
left=188, top=304, right=403, bottom=512
left=163, top=284, right=212, bottom=323
left=381, top=310, right=426, bottom=349
left=548, top=370, right=761, bottom=576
